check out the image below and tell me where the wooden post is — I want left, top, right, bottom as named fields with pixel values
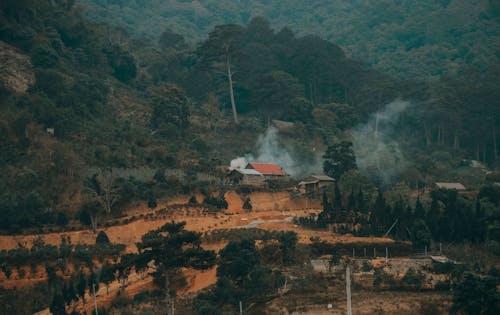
left=346, top=266, right=352, bottom=315
left=93, top=283, right=98, bottom=315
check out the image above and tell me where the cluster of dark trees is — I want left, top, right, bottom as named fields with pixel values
left=49, top=269, right=101, bottom=315
left=81, top=0, right=500, bottom=79
left=298, top=184, right=500, bottom=252
left=451, top=270, right=500, bottom=315
left=0, top=232, right=125, bottom=315
left=195, top=232, right=297, bottom=315
left=0, top=236, right=124, bottom=272
left=1, top=0, right=499, bottom=234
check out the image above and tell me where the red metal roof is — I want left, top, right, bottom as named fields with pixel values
left=246, top=162, right=287, bottom=175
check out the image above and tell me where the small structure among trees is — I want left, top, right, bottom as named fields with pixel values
left=298, top=175, right=335, bottom=195
left=435, top=182, right=466, bottom=191
left=245, top=162, right=288, bottom=179
left=226, top=168, right=265, bottom=186
left=225, top=162, right=288, bottom=187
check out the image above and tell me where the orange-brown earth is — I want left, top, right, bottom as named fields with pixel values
left=1, top=191, right=395, bottom=314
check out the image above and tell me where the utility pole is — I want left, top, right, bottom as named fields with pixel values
left=346, top=266, right=352, bottom=315
left=93, top=283, right=98, bottom=315
left=239, top=301, right=243, bottom=315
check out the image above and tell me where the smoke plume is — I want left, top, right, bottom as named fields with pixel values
left=229, top=126, right=321, bottom=177
left=352, top=99, right=410, bottom=186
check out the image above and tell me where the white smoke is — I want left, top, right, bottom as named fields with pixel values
left=229, top=126, right=321, bottom=177
left=229, top=157, right=249, bottom=170
left=352, top=99, right=410, bottom=186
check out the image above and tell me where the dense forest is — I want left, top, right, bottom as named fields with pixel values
left=1, top=0, right=499, bottom=231
left=1, top=1, right=500, bottom=315
left=80, top=0, right=500, bottom=78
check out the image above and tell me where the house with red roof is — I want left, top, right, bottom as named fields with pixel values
left=245, top=162, right=288, bottom=179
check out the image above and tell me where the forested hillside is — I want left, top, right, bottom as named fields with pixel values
left=2, top=2, right=500, bottom=315
left=79, top=0, right=500, bottom=78
left=0, top=1, right=499, bottom=231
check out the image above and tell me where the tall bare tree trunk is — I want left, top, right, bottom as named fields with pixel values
left=453, top=133, right=459, bottom=150
left=423, top=122, right=432, bottom=147
left=309, top=80, right=314, bottom=104
left=442, top=126, right=445, bottom=145
left=90, top=214, right=98, bottom=233
left=493, top=122, right=498, bottom=161
left=374, top=111, right=380, bottom=141
left=226, top=56, right=238, bottom=124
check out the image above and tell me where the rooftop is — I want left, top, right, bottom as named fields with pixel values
left=246, top=162, right=287, bottom=176
left=233, top=168, right=263, bottom=176
left=435, top=182, right=466, bottom=190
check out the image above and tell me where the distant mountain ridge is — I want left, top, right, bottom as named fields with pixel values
left=78, top=0, right=500, bottom=78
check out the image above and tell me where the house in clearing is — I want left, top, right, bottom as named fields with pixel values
left=298, top=175, right=335, bottom=194
left=226, top=168, right=265, bottom=186
left=226, top=162, right=288, bottom=186
left=486, top=172, right=500, bottom=186
left=435, top=182, right=466, bottom=191
left=245, top=162, right=288, bottom=179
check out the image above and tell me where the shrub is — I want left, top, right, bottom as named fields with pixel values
left=96, top=231, right=110, bottom=245
left=56, top=212, right=68, bottom=227
left=401, top=268, right=424, bottom=287
left=188, top=196, right=198, bottom=204
left=243, top=198, right=252, bottom=211
left=361, top=260, right=373, bottom=272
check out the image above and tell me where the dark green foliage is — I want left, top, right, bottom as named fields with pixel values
left=135, top=221, right=216, bottom=290
left=88, top=270, right=99, bottom=295
left=78, top=208, right=92, bottom=226
left=153, top=169, right=166, bottom=183
left=56, top=212, right=69, bottom=227
left=451, top=272, right=500, bottom=315
left=96, top=231, right=110, bottom=244
left=149, top=85, right=190, bottom=138
left=401, top=268, right=425, bottom=287
left=147, top=193, right=157, bottom=209
left=242, top=197, right=252, bottom=210
left=323, top=141, right=357, bottom=180
left=0, top=191, right=53, bottom=230
left=218, top=239, right=260, bottom=284
left=279, top=231, right=297, bottom=265
left=77, top=271, right=87, bottom=304
left=373, top=268, right=396, bottom=287
left=50, top=291, right=66, bottom=315
left=333, top=181, right=343, bottom=211
left=188, top=195, right=198, bottom=204
left=196, top=238, right=284, bottom=314
left=104, top=45, right=137, bottom=82
left=347, top=188, right=356, bottom=210
left=100, top=263, right=116, bottom=294
left=203, top=195, right=228, bottom=209
left=414, top=198, right=425, bottom=220
left=159, top=28, right=186, bottom=50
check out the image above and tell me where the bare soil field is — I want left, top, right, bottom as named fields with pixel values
left=1, top=191, right=401, bottom=315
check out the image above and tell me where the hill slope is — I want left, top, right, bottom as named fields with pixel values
left=79, top=0, right=500, bottom=78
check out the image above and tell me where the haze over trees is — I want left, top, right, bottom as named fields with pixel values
left=79, top=0, right=500, bottom=78
left=1, top=1, right=500, bottom=314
